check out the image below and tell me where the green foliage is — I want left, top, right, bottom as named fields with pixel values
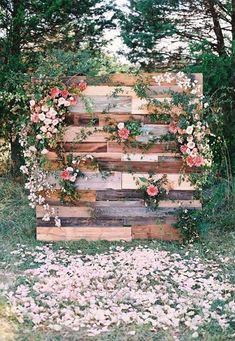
left=174, top=209, right=200, bottom=242
left=119, top=0, right=178, bottom=68
left=0, top=0, right=116, bottom=72
left=125, top=120, right=142, bottom=136
left=186, top=51, right=235, bottom=173
left=175, top=177, right=235, bottom=241
left=33, top=49, right=130, bottom=78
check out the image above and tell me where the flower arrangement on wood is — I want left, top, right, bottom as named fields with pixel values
left=167, top=107, right=212, bottom=169
left=105, top=120, right=143, bottom=143
left=59, top=153, right=94, bottom=204
left=136, top=175, right=168, bottom=211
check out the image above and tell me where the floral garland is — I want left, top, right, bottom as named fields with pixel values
left=19, top=80, right=87, bottom=227
left=150, top=73, right=213, bottom=170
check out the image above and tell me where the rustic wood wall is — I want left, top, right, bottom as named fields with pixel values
left=37, top=73, right=203, bottom=241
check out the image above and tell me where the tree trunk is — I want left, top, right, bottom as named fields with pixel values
left=9, top=0, right=22, bottom=59
left=10, top=136, right=23, bottom=177
left=204, top=0, right=227, bottom=56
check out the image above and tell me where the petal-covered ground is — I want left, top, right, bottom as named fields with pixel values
left=1, top=244, right=234, bottom=339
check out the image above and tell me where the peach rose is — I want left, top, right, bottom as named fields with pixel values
left=51, top=87, right=61, bottom=98
left=169, top=121, right=178, bottom=134
left=118, top=128, right=130, bottom=140
left=146, top=184, right=159, bottom=197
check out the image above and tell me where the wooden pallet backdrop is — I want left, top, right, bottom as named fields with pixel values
left=37, top=73, right=203, bottom=241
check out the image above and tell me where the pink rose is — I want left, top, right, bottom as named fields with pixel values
left=31, top=113, right=39, bottom=123
left=146, top=184, right=159, bottom=197
left=78, top=80, right=87, bottom=92
left=61, top=89, right=69, bottom=98
left=69, top=96, right=77, bottom=106
left=180, top=144, right=188, bottom=154
left=169, top=122, right=178, bottom=134
left=60, top=169, right=71, bottom=181
left=186, top=155, right=195, bottom=167
left=177, top=127, right=184, bottom=135
left=51, top=87, right=61, bottom=98
left=35, top=106, right=41, bottom=113
left=118, top=128, right=130, bottom=140
left=194, top=155, right=204, bottom=167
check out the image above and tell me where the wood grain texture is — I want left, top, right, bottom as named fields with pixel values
left=121, top=173, right=195, bottom=190
left=37, top=227, right=132, bottom=241
left=36, top=205, right=92, bottom=218
left=63, top=126, right=108, bottom=143
left=107, top=142, right=176, bottom=153
left=96, top=189, right=195, bottom=201
left=70, top=96, right=132, bottom=113
left=63, top=142, right=107, bottom=153
left=98, top=160, right=195, bottom=173
left=132, top=224, right=181, bottom=241
left=37, top=215, right=177, bottom=228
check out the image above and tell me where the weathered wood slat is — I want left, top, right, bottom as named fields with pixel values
left=37, top=215, right=177, bottom=227
left=36, top=205, right=93, bottom=218
left=122, top=173, right=195, bottom=190
left=70, top=96, right=132, bottom=113
left=107, top=142, right=176, bottom=153
left=63, top=142, right=107, bottom=153
left=63, top=127, right=108, bottom=143
left=98, top=160, right=196, bottom=173
left=96, top=189, right=195, bottom=201
left=76, top=172, right=122, bottom=190
left=132, top=224, right=181, bottom=241
left=37, top=227, right=132, bottom=241
left=40, top=190, right=97, bottom=203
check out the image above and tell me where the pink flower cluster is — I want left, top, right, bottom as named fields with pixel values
left=60, top=167, right=77, bottom=182
left=169, top=121, right=208, bottom=168
left=30, top=87, right=77, bottom=140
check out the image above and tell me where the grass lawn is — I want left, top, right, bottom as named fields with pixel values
left=0, top=178, right=234, bottom=341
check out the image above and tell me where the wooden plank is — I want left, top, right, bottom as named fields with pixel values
left=69, top=113, right=99, bottom=126
left=76, top=171, right=122, bottom=190
left=39, top=190, right=96, bottom=203
left=63, top=142, right=107, bottom=153
left=36, top=205, right=92, bottom=218
left=63, top=127, right=108, bottom=142
left=121, top=153, right=178, bottom=162
left=82, top=86, right=134, bottom=97
left=94, top=205, right=178, bottom=218
left=37, top=227, right=132, bottom=241
left=37, top=214, right=177, bottom=227
left=37, top=217, right=125, bottom=227
left=98, top=113, right=145, bottom=126
left=107, top=142, right=176, bottom=153
left=122, top=173, right=195, bottom=190
left=70, top=96, right=132, bottom=113
left=98, top=160, right=196, bottom=173
left=131, top=224, right=181, bottom=241
left=96, top=189, right=195, bottom=201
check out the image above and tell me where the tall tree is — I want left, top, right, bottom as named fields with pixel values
left=119, top=0, right=233, bottom=68
left=0, top=0, right=116, bottom=72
